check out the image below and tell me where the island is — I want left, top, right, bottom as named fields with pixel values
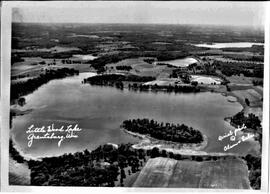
left=122, top=118, right=203, bottom=144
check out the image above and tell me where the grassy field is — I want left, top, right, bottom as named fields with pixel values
left=105, top=57, right=170, bottom=78
left=226, top=74, right=261, bottom=85
left=11, top=57, right=92, bottom=82
left=132, top=157, right=250, bottom=189
left=232, top=89, right=263, bottom=107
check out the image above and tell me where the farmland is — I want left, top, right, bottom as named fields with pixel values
left=132, top=157, right=250, bottom=189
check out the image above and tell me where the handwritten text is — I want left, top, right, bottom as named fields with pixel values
left=26, top=124, right=82, bottom=147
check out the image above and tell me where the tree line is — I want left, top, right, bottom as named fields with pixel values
left=83, top=74, right=155, bottom=90
left=115, top=66, right=132, bottom=71
left=84, top=74, right=155, bottom=84
left=128, top=83, right=199, bottom=93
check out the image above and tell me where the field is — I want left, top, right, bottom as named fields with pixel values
left=11, top=57, right=92, bottom=82
left=105, top=57, right=171, bottom=78
left=132, top=157, right=250, bottom=189
left=232, top=89, right=263, bottom=107
left=226, top=74, right=261, bottom=85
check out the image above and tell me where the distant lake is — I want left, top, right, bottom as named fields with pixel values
left=72, top=54, right=98, bottom=61
left=193, top=42, right=264, bottom=49
left=156, top=57, right=198, bottom=67
left=11, top=73, right=257, bottom=159
left=69, top=33, right=100, bottom=39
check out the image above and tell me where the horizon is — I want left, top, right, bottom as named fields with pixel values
left=12, top=22, right=264, bottom=31
left=12, top=1, right=265, bottom=29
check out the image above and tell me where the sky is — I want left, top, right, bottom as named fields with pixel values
left=12, top=1, right=266, bottom=28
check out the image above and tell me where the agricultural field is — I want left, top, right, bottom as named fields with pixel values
left=132, top=157, right=250, bottom=189
left=11, top=56, right=92, bottom=82
left=232, top=89, right=263, bottom=107
left=226, top=74, right=261, bottom=85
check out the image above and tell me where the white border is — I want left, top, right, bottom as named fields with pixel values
left=262, top=1, right=270, bottom=192
left=1, top=1, right=269, bottom=193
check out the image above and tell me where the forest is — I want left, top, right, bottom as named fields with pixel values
left=230, top=111, right=262, bottom=148
left=115, top=66, right=132, bottom=71
left=28, top=143, right=145, bottom=186
left=122, top=118, right=203, bottom=143
left=213, top=60, right=264, bottom=78
left=243, top=154, right=261, bottom=190
left=230, top=112, right=261, bottom=131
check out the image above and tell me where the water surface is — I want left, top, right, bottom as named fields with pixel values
left=156, top=57, right=197, bottom=67
left=72, top=54, right=98, bottom=61
left=193, top=42, right=264, bottom=49
left=11, top=73, right=257, bottom=158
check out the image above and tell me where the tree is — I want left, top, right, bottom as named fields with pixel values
left=150, top=147, right=160, bottom=158
left=161, top=150, right=168, bottom=157
left=18, top=97, right=26, bottom=106
left=226, top=84, right=231, bottom=92
left=245, top=113, right=261, bottom=130
left=245, top=98, right=250, bottom=106
left=191, top=81, right=198, bottom=87
left=120, top=168, right=126, bottom=179
left=231, top=112, right=246, bottom=127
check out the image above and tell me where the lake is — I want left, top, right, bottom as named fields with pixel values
left=72, top=54, right=98, bottom=61
left=193, top=42, right=264, bottom=49
left=11, top=73, right=258, bottom=159
left=156, top=57, right=197, bottom=67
